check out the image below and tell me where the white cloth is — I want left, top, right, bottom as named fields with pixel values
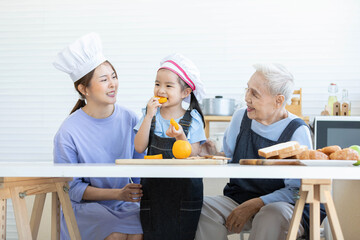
left=194, top=195, right=304, bottom=240
left=53, top=32, right=107, bottom=82
left=159, top=53, right=205, bottom=103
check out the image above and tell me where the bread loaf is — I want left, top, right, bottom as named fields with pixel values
left=258, top=141, right=300, bottom=159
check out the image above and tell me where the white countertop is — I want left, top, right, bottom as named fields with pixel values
left=0, top=161, right=360, bottom=179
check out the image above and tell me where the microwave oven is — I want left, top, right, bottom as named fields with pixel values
left=314, top=116, right=360, bottom=149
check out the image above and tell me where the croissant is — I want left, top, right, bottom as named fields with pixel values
left=319, top=145, right=341, bottom=156
left=297, top=150, right=329, bottom=160
left=329, top=148, right=360, bottom=160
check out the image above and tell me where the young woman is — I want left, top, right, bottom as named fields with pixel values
left=134, top=53, right=206, bottom=240
left=53, top=32, right=144, bottom=240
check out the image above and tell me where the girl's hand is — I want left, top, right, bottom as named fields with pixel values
left=146, top=97, right=162, bottom=118
left=166, top=124, right=187, bottom=140
left=118, top=183, right=143, bottom=202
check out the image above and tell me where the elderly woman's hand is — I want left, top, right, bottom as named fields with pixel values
left=198, top=139, right=223, bottom=156
left=225, top=198, right=264, bottom=233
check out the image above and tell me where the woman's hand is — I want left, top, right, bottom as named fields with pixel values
left=118, top=183, right=143, bottom=202
left=225, top=198, right=264, bottom=233
left=166, top=124, right=187, bottom=141
left=146, top=96, right=162, bottom=118
left=83, top=184, right=143, bottom=202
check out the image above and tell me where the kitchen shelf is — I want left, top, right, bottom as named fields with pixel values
left=204, top=115, right=308, bottom=138
left=204, top=115, right=232, bottom=138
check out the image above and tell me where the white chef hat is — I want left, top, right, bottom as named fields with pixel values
left=53, top=32, right=107, bottom=82
left=159, top=53, right=205, bottom=103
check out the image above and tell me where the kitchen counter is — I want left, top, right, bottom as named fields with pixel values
left=2, top=161, right=357, bottom=239
left=0, top=161, right=359, bottom=179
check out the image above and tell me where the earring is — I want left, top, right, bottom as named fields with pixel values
left=86, top=93, right=89, bottom=96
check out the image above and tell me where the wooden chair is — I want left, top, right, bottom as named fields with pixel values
left=285, top=88, right=309, bottom=124
left=286, top=89, right=303, bottom=117
left=0, top=177, right=81, bottom=240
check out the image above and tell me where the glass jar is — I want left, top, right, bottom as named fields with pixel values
left=341, top=89, right=351, bottom=116
left=327, top=83, right=338, bottom=115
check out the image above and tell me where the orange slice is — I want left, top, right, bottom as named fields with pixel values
left=144, top=154, right=163, bottom=159
left=155, top=96, right=167, bottom=104
left=170, top=118, right=179, bottom=130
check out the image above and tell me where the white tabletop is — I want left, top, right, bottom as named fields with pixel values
left=1, top=161, right=360, bottom=179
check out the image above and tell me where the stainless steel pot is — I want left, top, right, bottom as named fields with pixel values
left=201, top=96, right=237, bottom=116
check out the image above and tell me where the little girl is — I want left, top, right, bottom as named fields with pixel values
left=134, top=53, right=206, bottom=240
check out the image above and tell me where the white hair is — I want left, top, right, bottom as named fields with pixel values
left=253, top=63, right=295, bottom=104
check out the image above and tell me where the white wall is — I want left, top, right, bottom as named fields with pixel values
left=1, top=0, right=360, bottom=238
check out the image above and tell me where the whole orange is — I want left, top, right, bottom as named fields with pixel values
left=172, top=140, right=192, bottom=159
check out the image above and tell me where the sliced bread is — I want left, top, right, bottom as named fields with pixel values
left=258, top=141, right=300, bottom=159
left=278, top=145, right=308, bottom=159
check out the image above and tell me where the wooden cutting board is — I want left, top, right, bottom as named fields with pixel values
left=115, top=158, right=228, bottom=165
left=239, top=159, right=304, bottom=165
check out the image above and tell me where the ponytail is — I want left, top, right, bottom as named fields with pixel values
left=177, top=77, right=206, bottom=128
left=189, top=92, right=206, bottom=128
left=70, top=99, right=86, bottom=115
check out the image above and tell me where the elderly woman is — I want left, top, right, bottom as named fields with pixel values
left=195, top=64, right=326, bottom=240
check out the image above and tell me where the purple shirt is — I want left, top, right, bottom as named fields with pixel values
left=54, top=104, right=144, bottom=239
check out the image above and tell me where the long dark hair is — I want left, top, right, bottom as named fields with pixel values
left=70, top=61, right=117, bottom=114
left=178, top=78, right=205, bottom=128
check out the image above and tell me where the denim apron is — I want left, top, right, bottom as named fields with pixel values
left=223, top=111, right=326, bottom=240
left=140, top=110, right=203, bottom=240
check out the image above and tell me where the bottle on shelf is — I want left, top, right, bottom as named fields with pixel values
left=341, top=89, right=351, bottom=116
left=327, top=83, right=338, bottom=115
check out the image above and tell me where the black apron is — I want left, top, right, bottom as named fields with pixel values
left=140, top=110, right=203, bottom=240
left=223, top=111, right=326, bottom=240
